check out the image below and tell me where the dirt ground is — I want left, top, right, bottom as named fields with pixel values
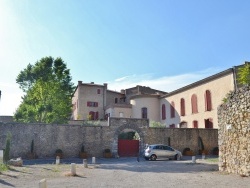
left=0, top=156, right=250, bottom=188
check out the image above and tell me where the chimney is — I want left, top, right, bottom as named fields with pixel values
left=78, top=81, right=82, bottom=85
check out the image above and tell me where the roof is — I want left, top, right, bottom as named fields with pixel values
left=161, top=67, right=235, bottom=98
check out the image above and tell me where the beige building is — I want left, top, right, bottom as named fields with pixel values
left=159, top=68, right=238, bottom=128
left=71, top=83, right=165, bottom=121
left=72, top=63, right=246, bottom=128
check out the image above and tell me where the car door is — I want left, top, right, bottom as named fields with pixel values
left=163, top=145, right=175, bottom=157
left=153, top=145, right=163, bottom=157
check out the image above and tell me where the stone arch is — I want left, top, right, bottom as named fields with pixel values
left=112, top=123, right=145, bottom=157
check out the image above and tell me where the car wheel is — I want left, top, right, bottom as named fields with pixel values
left=174, top=154, right=179, bottom=160
left=150, top=154, right=157, bottom=161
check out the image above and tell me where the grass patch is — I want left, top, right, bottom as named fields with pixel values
left=0, top=163, right=9, bottom=173
left=205, top=158, right=219, bottom=163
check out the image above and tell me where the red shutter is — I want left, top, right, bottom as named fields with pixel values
left=162, top=104, right=166, bottom=120
left=170, top=102, right=175, bottom=118
left=193, top=120, right=198, bottom=128
left=191, top=94, right=198, bottom=113
left=205, top=90, right=212, bottom=111
left=180, top=98, right=185, bottom=116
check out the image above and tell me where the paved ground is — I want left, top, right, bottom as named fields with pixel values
left=0, top=156, right=250, bottom=188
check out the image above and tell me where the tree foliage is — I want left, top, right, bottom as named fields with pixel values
left=238, top=62, right=250, bottom=86
left=14, top=57, right=75, bottom=123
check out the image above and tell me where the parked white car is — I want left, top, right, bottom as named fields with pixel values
left=144, top=144, right=182, bottom=161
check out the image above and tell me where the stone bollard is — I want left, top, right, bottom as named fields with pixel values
left=71, top=163, right=76, bottom=176
left=56, top=156, right=60, bottom=165
left=202, top=153, right=206, bottom=160
left=39, top=179, right=47, bottom=188
left=92, top=157, right=96, bottom=164
left=192, top=156, right=196, bottom=163
left=83, top=159, right=88, bottom=168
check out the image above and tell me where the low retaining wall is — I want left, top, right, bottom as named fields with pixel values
left=0, top=118, right=218, bottom=159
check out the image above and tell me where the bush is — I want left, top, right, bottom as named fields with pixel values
left=0, top=163, right=9, bottom=172
left=55, top=149, right=63, bottom=153
left=104, top=149, right=111, bottom=153
left=3, top=133, right=11, bottom=164
left=183, top=148, right=190, bottom=154
left=80, top=145, right=85, bottom=153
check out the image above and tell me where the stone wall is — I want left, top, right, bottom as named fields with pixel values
left=218, top=86, right=250, bottom=176
left=0, top=117, right=218, bottom=159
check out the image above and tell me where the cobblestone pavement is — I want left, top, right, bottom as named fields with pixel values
left=0, top=156, right=250, bottom=188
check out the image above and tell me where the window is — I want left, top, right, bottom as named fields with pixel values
left=205, top=118, right=213, bottom=128
left=193, top=120, right=198, bottom=128
left=87, top=102, right=98, bottom=107
left=191, top=94, right=198, bottom=113
left=169, top=124, right=175, bottom=128
left=115, top=98, right=118, bottom=103
left=141, top=107, right=147, bottom=119
left=205, top=90, right=212, bottom=111
left=163, top=146, right=174, bottom=151
left=162, top=104, right=166, bottom=120
left=170, top=101, right=175, bottom=118
left=97, top=89, right=101, bottom=94
left=180, top=98, right=185, bottom=116
left=180, top=121, right=187, bottom=128
left=89, top=111, right=99, bottom=120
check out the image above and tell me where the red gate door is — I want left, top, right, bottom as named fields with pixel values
left=118, top=139, right=139, bottom=157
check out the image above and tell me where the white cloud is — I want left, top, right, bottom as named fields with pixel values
left=107, top=68, right=224, bottom=92
left=0, top=82, right=24, bottom=116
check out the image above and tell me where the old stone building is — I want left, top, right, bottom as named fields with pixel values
left=72, top=62, right=247, bottom=129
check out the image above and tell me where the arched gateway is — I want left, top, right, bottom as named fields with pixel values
left=111, top=120, right=146, bottom=157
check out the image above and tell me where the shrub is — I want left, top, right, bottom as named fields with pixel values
left=183, top=148, right=190, bottom=155
left=55, top=149, right=63, bottom=153
left=3, top=133, right=11, bottom=164
left=80, top=145, right=85, bottom=153
left=104, top=149, right=111, bottom=153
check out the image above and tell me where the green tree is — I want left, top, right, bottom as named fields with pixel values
left=238, top=62, right=250, bottom=85
left=14, top=57, right=75, bottom=123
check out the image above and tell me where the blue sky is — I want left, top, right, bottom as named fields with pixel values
left=0, top=0, right=250, bottom=115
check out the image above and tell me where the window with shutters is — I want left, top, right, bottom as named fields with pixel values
left=170, top=101, right=175, bottom=118
left=169, top=124, right=175, bottom=128
left=89, top=111, right=99, bottom=120
left=191, top=94, right=198, bottom=113
left=204, top=118, right=213, bottom=128
left=180, top=98, right=185, bottom=116
left=141, top=107, right=147, bottom=119
left=87, top=101, right=98, bottom=107
left=205, top=90, right=212, bottom=111
left=162, top=104, right=166, bottom=120
left=193, top=120, right=198, bottom=128
left=115, top=98, right=118, bottom=103
left=97, top=89, right=101, bottom=94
